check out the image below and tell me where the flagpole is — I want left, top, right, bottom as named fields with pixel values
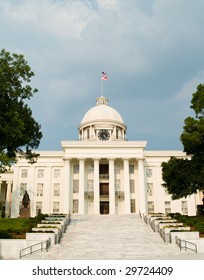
left=101, top=78, right=103, bottom=97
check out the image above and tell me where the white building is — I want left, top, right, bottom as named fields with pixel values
left=0, top=96, right=202, bottom=217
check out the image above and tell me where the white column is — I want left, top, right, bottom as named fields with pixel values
left=138, top=158, right=147, bottom=214
left=63, top=158, right=71, bottom=214
left=79, top=159, right=85, bottom=214
left=123, top=158, right=131, bottom=214
left=109, top=158, right=115, bottom=214
left=94, top=159, right=100, bottom=214
left=5, top=181, right=12, bottom=217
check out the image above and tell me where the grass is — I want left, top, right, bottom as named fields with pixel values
left=0, top=214, right=48, bottom=239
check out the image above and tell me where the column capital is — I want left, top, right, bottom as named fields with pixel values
left=6, top=180, right=13, bottom=185
left=108, top=158, right=116, bottom=162
left=93, top=158, right=101, bottom=162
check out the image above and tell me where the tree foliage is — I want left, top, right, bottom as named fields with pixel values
left=0, top=49, right=42, bottom=172
left=162, top=83, right=204, bottom=199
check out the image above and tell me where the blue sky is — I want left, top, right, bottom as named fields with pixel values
left=1, top=0, right=204, bottom=151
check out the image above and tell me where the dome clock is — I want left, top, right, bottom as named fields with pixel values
left=98, top=129, right=110, bottom=141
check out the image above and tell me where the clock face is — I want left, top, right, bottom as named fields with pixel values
left=98, top=129, right=110, bottom=141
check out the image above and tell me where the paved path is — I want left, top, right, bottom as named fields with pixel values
left=24, top=214, right=200, bottom=260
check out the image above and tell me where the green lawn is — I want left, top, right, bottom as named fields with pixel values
left=0, top=214, right=47, bottom=238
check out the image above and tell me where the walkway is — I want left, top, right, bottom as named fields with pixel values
left=24, top=214, right=199, bottom=260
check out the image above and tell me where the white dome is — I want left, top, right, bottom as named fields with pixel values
left=78, top=96, right=127, bottom=141
left=81, top=104, right=124, bottom=126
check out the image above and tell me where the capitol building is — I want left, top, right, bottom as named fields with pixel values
left=0, top=95, right=202, bottom=217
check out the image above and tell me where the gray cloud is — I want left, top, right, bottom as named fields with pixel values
left=1, top=0, right=204, bottom=150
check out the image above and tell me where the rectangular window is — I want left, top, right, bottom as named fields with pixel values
left=37, top=169, right=44, bottom=178
left=114, top=165, right=120, bottom=174
left=115, top=179, right=120, bottom=191
left=73, top=199, right=79, bottom=213
left=130, top=180, right=135, bottom=193
left=116, top=128, right=119, bottom=139
left=54, top=169, right=61, bottom=178
left=21, top=169, right=28, bottom=178
left=181, top=201, right=188, bottom=215
left=129, top=165, right=134, bottom=174
left=53, top=202, right=59, bottom=213
left=147, top=183, right=153, bottom=196
left=165, top=201, right=171, bottom=214
left=53, top=183, right=60, bottom=196
left=73, top=180, right=79, bottom=193
left=73, top=165, right=79, bottom=174
left=131, top=199, right=136, bottom=213
left=37, top=183, right=43, bottom=196
left=36, top=202, right=42, bottom=215
left=146, top=168, right=152, bottom=178
left=20, top=183, right=27, bottom=196
left=148, top=201, right=154, bottom=213
left=88, top=165, right=94, bottom=174
left=87, top=180, right=94, bottom=191
left=87, top=128, right=90, bottom=139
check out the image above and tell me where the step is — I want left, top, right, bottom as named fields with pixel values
left=24, top=214, right=197, bottom=260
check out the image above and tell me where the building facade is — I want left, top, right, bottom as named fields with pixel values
left=0, top=96, right=203, bottom=217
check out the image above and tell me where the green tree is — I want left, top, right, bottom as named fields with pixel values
left=162, top=83, right=204, bottom=199
left=0, top=49, right=42, bottom=173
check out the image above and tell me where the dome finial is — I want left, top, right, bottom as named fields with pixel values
left=96, top=96, right=109, bottom=106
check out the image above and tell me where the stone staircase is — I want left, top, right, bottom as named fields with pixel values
left=24, top=214, right=197, bottom=259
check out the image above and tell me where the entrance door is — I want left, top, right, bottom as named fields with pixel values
left=100, top=202, right=109, bottom=214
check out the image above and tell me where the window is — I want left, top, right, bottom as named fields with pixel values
left=73, top=199, right=79, bottom=213
left=73, top=180, right=79, bottom=193
left=131, top=199, right=136, bottom=213
left=37, top=169, right=44, bottom=178
left=165, top=201, right=171, bottom=214
left=20, top=183, right=27, bottom=195
left=87, top=128, right=90, bottom=139
left=88, top=165, right=94, bottom=174
left=148, top=201, right=154, bottom=213
left=53, top=183, right=60, bottom=196
left=130, top=180, right=135, bottom=193
left=114, top=165, right=120, bottom=174
left=164, top=187, right=170, bottom=195
left=36, top=202, right=42, bottom=215
left=73, top=165, right=79, bottom=174
left=54, top=169, right=60, bottom=178
left=21, top=169, right=28, bottom=178
left=87, top=180, right=94, bottom=191
left=147, top=183, right=153, bottom=196
left=115, top=179, right=121, bottom=191
left=181, top=201, right=188, bottom=215
left=129, top=165, right=134, bottom=174
left=53, top=202, right=59, bottom=213
left=146, top=169, right=152, bottom=178
left=116, top=128, right=119, bottom=139
left=37, top=183, right=43, bottom=196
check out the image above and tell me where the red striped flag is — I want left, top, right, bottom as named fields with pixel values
left=101, top=71, right=108, bottom=80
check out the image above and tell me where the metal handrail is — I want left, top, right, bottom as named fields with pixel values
left=20, top=238, right=51, bottom=259
left=175, top=236, right=197, bottom=253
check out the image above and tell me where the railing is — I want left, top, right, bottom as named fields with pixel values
left=158, top=227, right=170, bottom=243
left=99, top=174, right=109, bottom=179
left=175, top=236, right=197, bottom=253
left=20, top=238, right=51, bottom=259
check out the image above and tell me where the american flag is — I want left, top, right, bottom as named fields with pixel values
left=101, top=71, right=108, bottom=80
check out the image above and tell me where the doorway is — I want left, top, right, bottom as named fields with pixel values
left=100, top=201, right=109, bottom=214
